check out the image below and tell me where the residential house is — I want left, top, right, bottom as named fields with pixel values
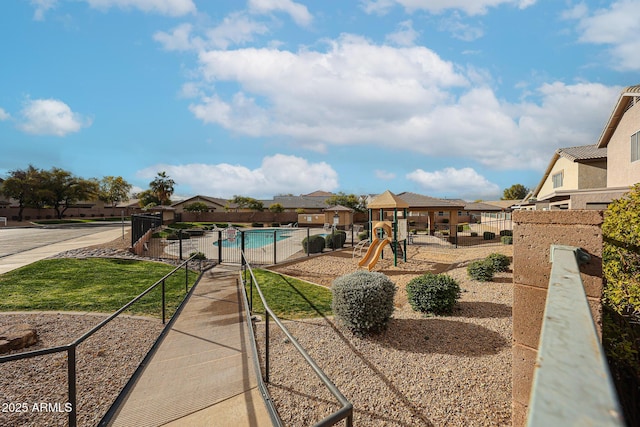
left=171, top=195, right=233, bottom=213
left=526, top=84, right=640, bottom=210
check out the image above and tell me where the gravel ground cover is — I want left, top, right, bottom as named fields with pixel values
left=262, top=243, right=513, bottom=426
left=0, top=313, right=163, bottom=427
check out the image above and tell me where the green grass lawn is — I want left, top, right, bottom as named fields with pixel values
left=246, top=269, right=332, bottom=319
left=0, top=258, right=198, bottom=317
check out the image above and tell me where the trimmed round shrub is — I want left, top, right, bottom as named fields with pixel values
left=332, top=271, right=396, bottom=336
left=189, top=251, right=206, bottom=260
left=302, top=235, right=325, bottom=254
left=325, top=231, right=347, bottom=249
left=470, top=232, right=478, bottom=237
left=501, top=235, right=513, bottom=245
left=499, top=229, right=513, bottom=237
left=486, top=253, right=511, bottom=272
left=483, top=231, right=496, bottom=240
left=467, top=259, right=495, bottom=282
left=358, top=230, right=369, bottom=241
left=406, top=273, right=461, bottom=315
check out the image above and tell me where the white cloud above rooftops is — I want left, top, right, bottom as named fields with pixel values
left=361, top=0, right=536, bottom=16
left=407, top=167, right=501, bottom=199
left=85, top=0, right=196, bottom=16
left=563, top=0, right=640, bottom=71
left=17, top=98, right=92, bottom=136
left=136, top=154, right=339, bottom=199
left=183, top=33, right=619, bottom=171
left=0, top=108, right=10, bottom=121
left=248, top=0, right=313, bottom=27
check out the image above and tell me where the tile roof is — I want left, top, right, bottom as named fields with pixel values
left=557, top=144, right=607, bottom=162
left=368, top=190, right=410, bottom=209
left=396, top=192, right=465, bottom=208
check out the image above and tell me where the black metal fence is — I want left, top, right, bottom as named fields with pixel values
left=140, top=226, right=364, bottom=265
left=131, top=213, right=162, bottom=246
left=0, top=256, right=199, bottom=427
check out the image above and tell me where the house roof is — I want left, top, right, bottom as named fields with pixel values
left=171, top=195, right=232, bottom=209
left=303, top=190, right=334, bottom=197
left=464, top=201, right=510, bottom=211
left=368, top=190, right=410, bottom=209
left=268, top=195, right=329, bottom=209
left=324, top=204, right=354, bottom=212
left=396, top=192, right=464, bottom=209
left=533, top=144, right=608, bottom=197
left=597, top=84, right=640, bottom=148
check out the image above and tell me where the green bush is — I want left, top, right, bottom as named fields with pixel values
left=166, top=232, right=190, bottom=240
left=189, top=251, right=206, bottom=260
left=483, top=231, right=496, bottom=240
left=501, top=236, right=513, bottom=245
left=470, top=232, right=478, bottom=237
left=332, top=271, right=396, bottom=336
left=406, top=273, right=460, bottom=315
left=499, top=230, right=513, bottom=237
left=358, top=230, right=369, bottom=241
left=302, top=235, right=325, bottom=254
left=486, top=253, right=511, bottom=272
left=467, top=259, right=495, bottom=282
left=325, top=231, right=347, bottom=249
left=603, top=183, right=640, bottom=314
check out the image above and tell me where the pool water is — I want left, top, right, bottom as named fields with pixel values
left=214, top=229, right=293, bottom=249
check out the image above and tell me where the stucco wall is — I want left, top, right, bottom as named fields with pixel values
left=538, top=156, right=578, bottom=199
left=511, top=210, right=604, bottom=426
left=577, top=160, right=607, bottom=189
left=607, top=100, right=640, bottom=187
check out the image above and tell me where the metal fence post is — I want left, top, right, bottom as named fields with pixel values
left=162, top=279, right=166, bottom=325
left=68, top=346, right=77, bottom=427
left=273, top=230, right=277, bottom=264
left=217, top=231, right=222, bottom=264
left=178, top=230, right=183, bottom=261
left=307, top=227, right=310, bottom=257
left=265, top=312, right=270, bottom=383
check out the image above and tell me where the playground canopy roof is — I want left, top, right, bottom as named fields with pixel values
left=367, top=190, right=410, bottom=209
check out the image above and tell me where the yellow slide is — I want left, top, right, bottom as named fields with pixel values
left=358, top=237, right=391, bottom=271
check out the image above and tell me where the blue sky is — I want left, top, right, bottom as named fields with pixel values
left=1, top=0, right=638, bottom=201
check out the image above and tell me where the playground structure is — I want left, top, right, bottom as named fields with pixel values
left=357, top=190, right=409, bottom=270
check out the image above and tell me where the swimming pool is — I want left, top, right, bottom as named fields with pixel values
left=214, top=229, right=293, bottom=249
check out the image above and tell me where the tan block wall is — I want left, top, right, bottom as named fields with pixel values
left=511, top=210, right=604, bottom=426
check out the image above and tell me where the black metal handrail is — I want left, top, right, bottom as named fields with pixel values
left=0, top=255, right=199, bottom=427
left=241, top=251, right=353, bottom=427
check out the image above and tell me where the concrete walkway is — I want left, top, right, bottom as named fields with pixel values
left=107, top=266, right=274, bottom=427
left=0, top=226, right=126, bottom=275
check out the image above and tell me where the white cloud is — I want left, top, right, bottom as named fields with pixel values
left=31, top=0, right=57, bottom=20
left=385, top=20, right=419, bottom=46
left=362, top=0, right=536, bottom=16
left=566, top=0, right=640, bottom=71
left=375, top=170, right=396, bottom=180
left=136, top=154, right=339, bottom=198
left=18, top=98, right=91, bottom=136
left=438, top=12, right=484, bottom=41
left=407, top=167, right=500, bottom=199
left=85, top=0, right=196, bottom=16
left=0, top=108, right=10, bottom=121
left=248, top=0, right=313, bottom=27
left=186, top=35, right=619, bottom=171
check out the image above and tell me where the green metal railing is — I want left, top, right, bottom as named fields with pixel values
left=526, top=245, right=624, bottom=426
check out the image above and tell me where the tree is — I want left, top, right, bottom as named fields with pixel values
left=269, top=203, right=284, bottom=213
left=501, top=184, right=529, bottom=200
left=231, top=195, right=264, bottom=211
left=98, top=176, right=132, bottom=208
left=1, top=165, right=41, bottom=221
left=184, top=202, right=209, bottom=214
left=135, top=190, right=160, bottom=209
left=39, top=168, right=99, bottom=219
left=325, top=192, right=367, bottom=212
left=149, top=171, right=175, bottom=205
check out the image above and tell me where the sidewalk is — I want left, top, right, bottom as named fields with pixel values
left=107, top=267, right=274, bottom=427
left=0, top=226, right=126, bottom=275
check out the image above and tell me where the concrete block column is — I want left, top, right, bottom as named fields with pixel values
left=511, top=210, right=604, bottom=426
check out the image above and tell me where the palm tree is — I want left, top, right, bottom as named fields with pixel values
left=149, top=171, right=175, bottom=205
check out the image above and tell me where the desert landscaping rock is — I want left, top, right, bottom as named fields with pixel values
left=0, top=323, right=38, bottom=354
